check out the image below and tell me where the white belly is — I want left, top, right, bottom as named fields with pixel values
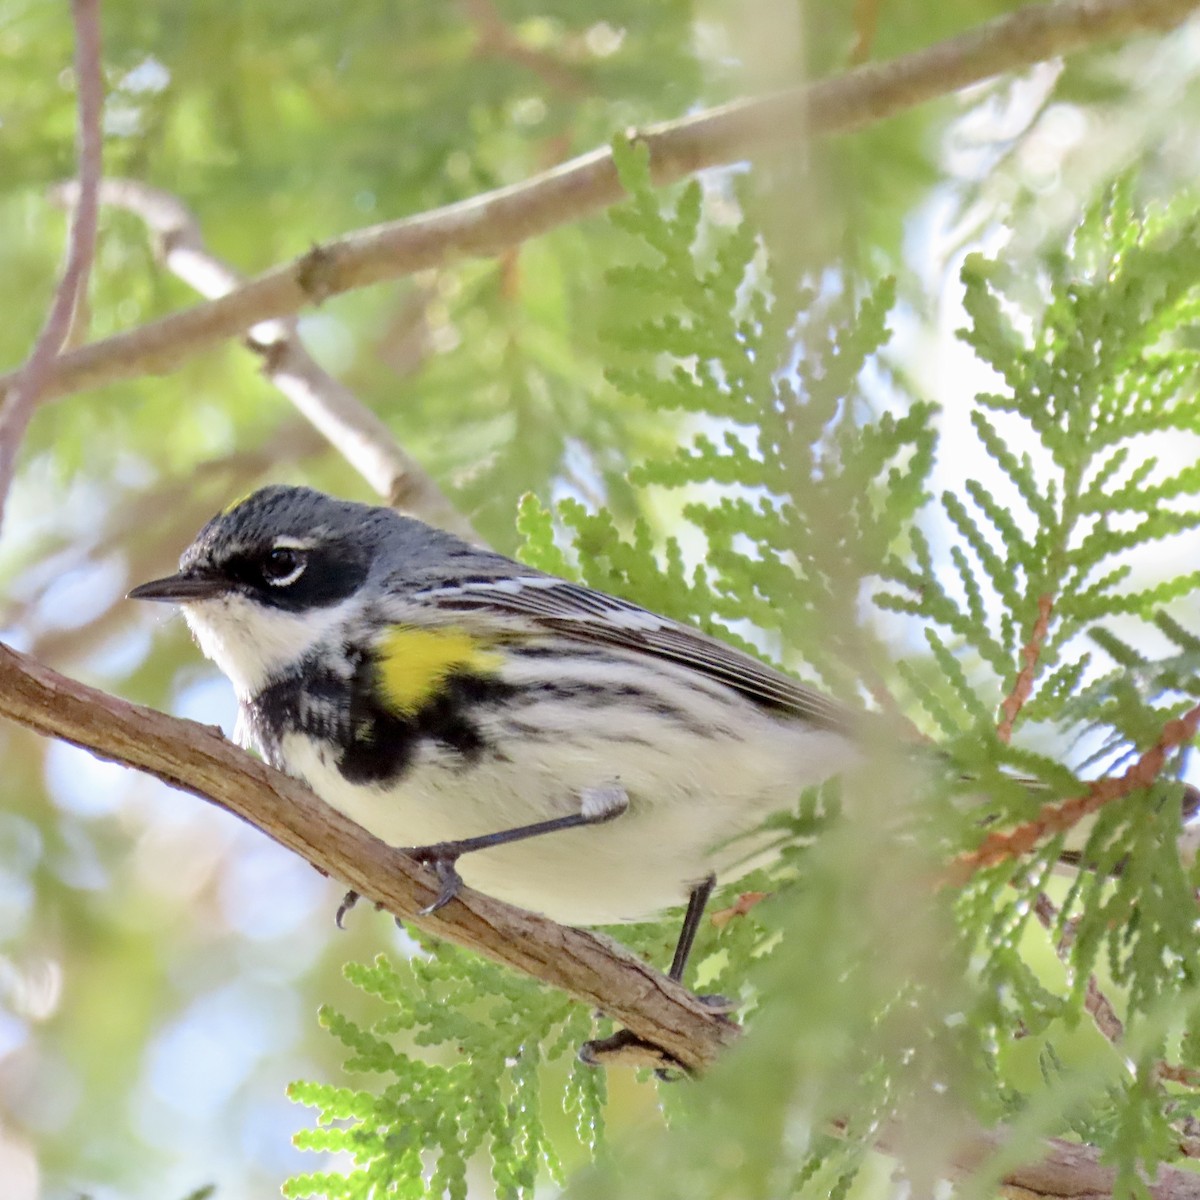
left=278, top=716, right=856, bottom=926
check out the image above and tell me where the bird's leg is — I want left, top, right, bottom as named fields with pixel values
left=582, top=874, right=735, bottom=1080
left=668, top=874, right=735, bottom=1012
left=405, top=786, right=629, bottom=916
left=667, top=874, right=716, bottom=982
left=653, top=874, right=732, bottom=1081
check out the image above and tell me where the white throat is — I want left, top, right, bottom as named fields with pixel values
left=181, top=593, right=355, bottom=700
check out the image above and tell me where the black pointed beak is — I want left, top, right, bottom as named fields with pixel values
left=128, top=571, right=228, bottom=603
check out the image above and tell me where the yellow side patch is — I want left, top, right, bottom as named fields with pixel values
left=374, top=625, right=504, bottom=716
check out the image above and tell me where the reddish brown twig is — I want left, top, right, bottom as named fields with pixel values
left=0, top=0, right=102, bottom=529
left=998, top=593, right=1055, bottom=743
left=945, top=702, right=1200, bottom=886
left=710, top=891, right=770, bottom=929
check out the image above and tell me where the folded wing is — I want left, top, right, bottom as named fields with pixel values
left=411, top=574, right=853, bottom=732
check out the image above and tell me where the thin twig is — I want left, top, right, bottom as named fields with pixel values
left=0, top=0, right=102, bottom=527
left=52, top=179, right=476, bottom=540
left=945, top=702, right=1200, bottom=885
left=849, top=0, right=884, bottom=64
left=1027, top=894, right=1200, bottom=1162
left=998, top=594, right=1055, bottom=743
left=1159, top=1063, right=1200, bottom=1088
left=2, top=0, right=1195, bottom=409
left=1033, top=892, right=1126, bottom=1045
left=5, top=643, right=1200, bottom=1194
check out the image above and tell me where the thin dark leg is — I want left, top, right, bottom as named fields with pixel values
left=583, top=874, right=724, bottom=1082
left=653, top=875, right=720, bottom=1081
left=667, top=874, right=717, bottom=982
left=407, top=802, right=627, bottom=916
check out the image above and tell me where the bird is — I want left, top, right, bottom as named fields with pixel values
left=129, top=484, right=862, bottom=986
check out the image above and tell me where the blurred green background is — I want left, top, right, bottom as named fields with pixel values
left=3, top=1, right=1200, bottom=1197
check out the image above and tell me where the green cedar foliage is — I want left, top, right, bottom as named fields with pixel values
left=289, top=157, right=1200, bottom=1199
left=285, top=942, right=605, bottom=1200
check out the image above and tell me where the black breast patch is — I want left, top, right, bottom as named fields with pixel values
left=243, top=649, right=518, bottom=787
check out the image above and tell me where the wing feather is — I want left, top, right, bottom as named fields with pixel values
left=413, top=575, right=852, bottom=731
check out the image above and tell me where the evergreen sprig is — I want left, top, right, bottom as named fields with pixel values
left=880, top=179, right=1200, bottom=745
left=289, top=161, right=1200, bottom=1199
left=884, top=178, right=1200, bottom=1189
left=285, top=942, right=602, bottom=1200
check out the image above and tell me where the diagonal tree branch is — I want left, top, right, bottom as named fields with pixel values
left=1, top=0, right=1194, bottom=410
left=5, top=641, right=1200, bottom=1196
left=51, top=179, right=476, bottom=540
left=0, top=0, right=103, bottom=527
left=0, top=638, right=738, bottom=1074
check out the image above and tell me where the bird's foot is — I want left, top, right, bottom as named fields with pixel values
left=578, top=1029, right=687, bottom=1075
left=692, top=992, right=738, bottom=1015
left=405, top=844, right=465, bottom=915
left=581, top=995, right=737, bottom=1080
left=335, top=889, right=360, bottom=929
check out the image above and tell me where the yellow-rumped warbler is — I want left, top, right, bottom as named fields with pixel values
left=129, top=485, right=859, bottom=982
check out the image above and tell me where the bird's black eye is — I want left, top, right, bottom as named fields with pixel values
left=260, top=546, right=307, bottom=587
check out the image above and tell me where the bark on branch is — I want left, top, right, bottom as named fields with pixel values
left=1, top=0, right=1195, bottom=409
left=5, top=642, right=1200, bottom=1196
left=49, top=179, right=475, bottom=540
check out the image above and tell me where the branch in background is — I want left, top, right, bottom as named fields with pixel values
left=5, top=643, right=1200, bottom=1194
left=849, top=0, right=884, bottom=64
left=1034, top=889, right=1200, bottom=1158
left=372, top=281, right=439, bottom=379
left=51, top=180, right=477, bottom=541
left=2, top=0, right=1195, bottom=409
left=940, top=1126, right=1200, bottom=1198
left=1032, top=894, right=1133, bottom=1090
left=945, top=701, right=1200, bottom=885
left=1033, top=894, right=1126, bottom=1045
left=463, top=0, right=594, bottom=98
left=0, top=0, right=103, bottom=527
left=0, top=425, right=328, bottom=665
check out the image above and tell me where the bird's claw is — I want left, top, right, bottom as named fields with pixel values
left=407, top=846, right=464, bottom=915
left=335, top=889, right=360, bottom=929
left=578, top=1029, right=685, bottom=1074
left=419, top=859, right=463, bottom=915
left=694, top=992, right=738, bottom=1015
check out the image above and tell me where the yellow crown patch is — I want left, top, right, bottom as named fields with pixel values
left=221, top=489, right=257, bottom=516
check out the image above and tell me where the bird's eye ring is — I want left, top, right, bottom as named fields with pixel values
left=261, top=546, right=307, bottom=587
